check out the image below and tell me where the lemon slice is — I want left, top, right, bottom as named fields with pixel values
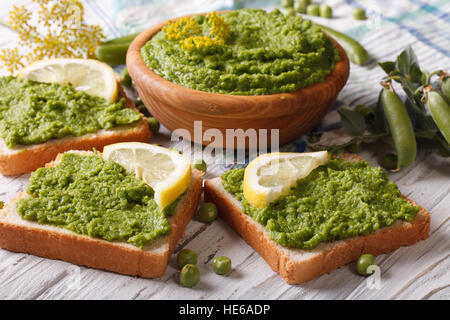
left=18, top=58, right=118, bottom=102
left=103, top=142, right=191, bottom=209
left=243, top=151, right=329, bottom=208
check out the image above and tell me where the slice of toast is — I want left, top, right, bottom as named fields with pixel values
left=204, top=154, right=431, bottom=285
left=0, top=151, right=203, bottom=278
left=0, top=83, right=151, bottom=176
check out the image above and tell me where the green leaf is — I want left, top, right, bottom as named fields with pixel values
left=396, top=45, right=422, bottom=84
left=338, top=108, right=367, bottom=136
left=378, top=61, right=396, bottom=75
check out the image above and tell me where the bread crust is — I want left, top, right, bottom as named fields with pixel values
left=204, top=157, right=431, bottom=285
left=0, top=161, right=203, bottom=278
left=0, top=83, right=151, bottom=176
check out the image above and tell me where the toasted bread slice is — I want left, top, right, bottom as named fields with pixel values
left=0, top=151, right=203, bottom=278
left=204, top=154, right=431, bottom=285
left=0, top=83, right=151, bottom=176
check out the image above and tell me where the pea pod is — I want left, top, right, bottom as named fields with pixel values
left=381, top=84, right=417, bottom=169
left=102, top=32, right=140, bottom=45
left=315, top=23, right=369, bottom=65
left=426, top=89, right=450, bottom=144
left=95, top=42, right=129, bottom=65
left=441, top=75, right=450, bottom=101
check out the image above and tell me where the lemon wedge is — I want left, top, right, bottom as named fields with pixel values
left=18, top=58, right=118, bottom=102
left=243, top=151, right=329, bottom=208
left=103, top=142, right=191, bottom=209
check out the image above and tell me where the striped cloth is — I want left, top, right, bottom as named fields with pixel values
left=1, top=0, right=449, bottom=176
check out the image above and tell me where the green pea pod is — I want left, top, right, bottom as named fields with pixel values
left=102, top=32, right=140, bottom=45
left=441, top=76, right=450, bottom=101
left=427, top=90, right=450, bottom=144
left=119, top=67, right=132, bottom=87
left=315, top=23, right=369, bottom=65
left=381, top=86, right=417, bottom=169
left=95, top=43, right=129, bottom=65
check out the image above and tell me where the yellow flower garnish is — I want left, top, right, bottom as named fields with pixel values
left=162, top=11, right=231, bottom=50
left=164, top=17, right=201, bottom=41
left=0, top=0, right=105, bottom=74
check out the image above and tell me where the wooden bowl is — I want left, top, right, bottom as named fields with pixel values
left=127, top=12, right=350, bottom=149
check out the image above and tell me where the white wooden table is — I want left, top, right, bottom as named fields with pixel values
left=0, top=129, right=448, bottom=300
left=0, top=0, right=448, bottom=300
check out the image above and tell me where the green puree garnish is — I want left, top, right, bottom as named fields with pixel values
left=0, top=76, right=141, bottom=148
left=221, top=159, right=420, bottom=249
left=17, top=153, right=176, bottom=248
left=141, top=9, right=340, bottom=95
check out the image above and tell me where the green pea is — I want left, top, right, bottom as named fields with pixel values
left=306, top=4, right=320, bottom=16
left=346, top=143, right=363, bottom=153
left=285, top=7, right=296, bottom=16
left=177, top=249, right=198, bottom=269
left=281, top=0, right=294, bottom=8
left=196, top=202, right=218, bottom=223
left=319, top=5, right=333, bottom=18
left=380, top=153, right=398, bottom=171
left=179, top=264, right=200, bottom=288
left=0, top=201, right=4, bottom=209
left=147, top=117, right=160, bottom=136
left=353, top=8, right=367, bottom=20
left=294, top=0, right=307, bottom=13
left=191, top=159, right=207, bottom=172
left=212, top=256, right=232, bottom=275
left=356, top=254, right=377, bottom=276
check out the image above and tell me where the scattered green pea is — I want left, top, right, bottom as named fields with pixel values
left=346, top=143, right=363, bottom=153
left=356, top=254, right=377, bottom=276
left=179, top=264, right=200, bottom=288
left=380, top=153, right=398, bottom=170
left=0, top=201, right=4, bottom=209
left=212, top=256, right=232, bottom=275
left=191, top=159, right=207, bottom=172
left=306, top=4, right=320, bottom=16
left=147, top=117, right=160, bottom=136
left=294, top=0, right=307, bottom=13
left=281, top=0, right=294, bottom=8
left=177, top=249, right=198, bottom=269
left=119, top=67, right=132, bottom=88
left=196, top=202, right=218, bottom=223
left=353, top=8, right=367, bottom=20
left=319, top=5, right=333, bottom=18
left=285, top=7, right=296, bottom=16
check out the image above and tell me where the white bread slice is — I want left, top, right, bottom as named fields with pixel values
left=0, top=151, right=203, bottom=278
left=204, top=154, right=431, bottom=285
left=0, top=83, right=151, bottom=176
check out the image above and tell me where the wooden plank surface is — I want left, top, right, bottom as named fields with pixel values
left=0, top=135, right=448, bottom=300
left=0, top=0, right=448, bottom=301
